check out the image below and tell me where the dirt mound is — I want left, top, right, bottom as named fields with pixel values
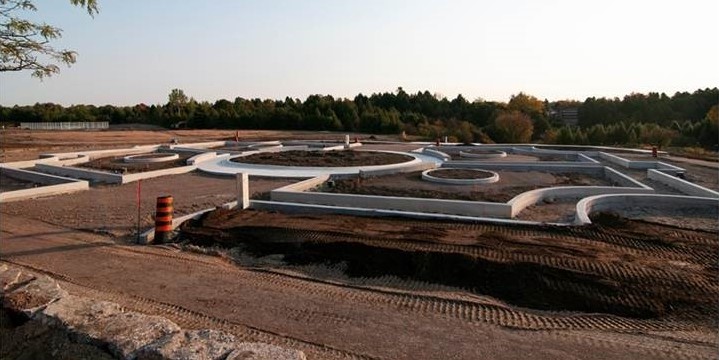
left=231, top=150, right=413, bottom=167
left=180, top=209, right=718, bottom=324
left=77, top=153, right=192, bottom=173
left=427, top=169, right=495, bottom=179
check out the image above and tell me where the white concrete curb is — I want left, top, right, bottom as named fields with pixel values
left=574, top=194, right=719, bottom=225
left=421, top=168, right=499, bottom=185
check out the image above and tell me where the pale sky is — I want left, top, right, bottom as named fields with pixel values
left=1, top=0, right=717, bottom=106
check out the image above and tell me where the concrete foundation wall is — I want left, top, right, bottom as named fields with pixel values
left=250, top=200, right=545, bottom=225
left=170, top=141, right=227, bottom=149
left=0, top=167, right=78, bottom=185
left=121, top=165, right=196, bottom=184
left=51, top=146, right=160, bottom=161
left=0, top=156, right=64, bottom=169
left=270, top=190, right=512, bottom=218
left=575, top=194, right=719, bottom=224
left=0, top=167, right=89, bottom=202
left=604, top=167, right=651, bottom=189
left=35, top=163, right=196, bottom=184
left=35, top=163, right=122, bottom=183
left=508, top=186, right=654, bottom=218
left=647, top=169, right=719, bottom=198
left=358, top=161, right=436, bottom=178
left=187, top=152, right=219, bottom=165
left=0, top=181, right=89, bottom=202
left=274, top=175, right=330, bottom=192
left=56, top=155, right=91, bottom=166
left=577, top=154, right=600, bottom=163
left=421, top=148, right=451, bottom=161
left=442, top=161, right=604, bottom=174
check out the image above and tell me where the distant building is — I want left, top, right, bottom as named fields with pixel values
left=20, top=122, right=109, bottom=130
left=550, top=107, right=579, bottom=126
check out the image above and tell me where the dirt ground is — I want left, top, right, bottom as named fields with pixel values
left=0, top=172, right=296, bottom=239
left=232, top=150, right=414, bottom=167
left=321, top=170, right=608, bottom=202
left=427, top=168, right=496, bottom=179
left=77, top=152, right=193, bottom=173
left=182, top=209, right=718, bottom=318
left=0, top=129, right=401, bottom=163
left=515, top=201, right=578, bottom=223
left=3, top=211, right=717, bottom=360
left=2, top=131, right=719, bottom=359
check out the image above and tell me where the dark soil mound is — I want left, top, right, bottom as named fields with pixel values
left=231, top=150, right=414, bottom=167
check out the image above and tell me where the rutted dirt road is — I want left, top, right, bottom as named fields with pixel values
left=2, top=211, right=717, bottom=359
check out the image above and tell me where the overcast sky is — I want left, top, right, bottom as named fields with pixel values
left=1, top=0, right=717, bottom=106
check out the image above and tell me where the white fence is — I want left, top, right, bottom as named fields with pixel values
left=20, top=122, right=109, bottom=130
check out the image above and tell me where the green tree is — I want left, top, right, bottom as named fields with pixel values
left=493, top=111, right=534, bottom=143
left=0, top=0, right=98, bottom=78
left=556, top=126, right=574, bottom=144
left=167, top=88, right=188, bottom=117
left=508, top=92, right=545, bottom=118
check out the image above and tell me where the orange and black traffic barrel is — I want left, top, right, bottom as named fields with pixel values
left=154, top=195, right=174, bottom=243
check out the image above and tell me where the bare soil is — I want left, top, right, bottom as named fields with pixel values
left=77, top=153, right=193, bottom=173
left=181, top=209, right=718, bottom=324
left=427, top=168, right=496, bottom=179
left=2, top=133, right=718, bottom=359
left=320, top=171, right=608, bottom=202
left=0, top=172, right=296, bottom=239
left=231, top=150, right=414, bottom=167
left=6, top=214, right=712, bottom=359
left=515, top=201, right=578, bottom=223
left=0, top=129, right=401, bottom=163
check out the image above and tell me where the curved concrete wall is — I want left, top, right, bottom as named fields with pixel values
left=575, top=194, right=719, bottom=225
left=187, top=152, right=219, bottom=165
left=358, top=161, right=436, bottom=178
left=421, top=148, right=451, bottom=161
left=421, top=169, right=499, bottom=185
left=507, top=185, right=654, bottom=218
left=458, top=150, right=507, bottom=159
left=124, top=153, right=179, bottom=163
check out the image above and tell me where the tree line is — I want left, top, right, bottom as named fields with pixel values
left=1, top=87, right=717, bottom=149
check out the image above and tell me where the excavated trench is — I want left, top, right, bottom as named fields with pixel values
left=180, top=217, right=718, bottom=321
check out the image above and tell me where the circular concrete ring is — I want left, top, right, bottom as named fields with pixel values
left=459, top=150, right=507, bottom=159
left=248, top=141, right=283, bottom=149
left=123, top=153, right=180, bottom=163
left=422, top=168, right=499, bottom=185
